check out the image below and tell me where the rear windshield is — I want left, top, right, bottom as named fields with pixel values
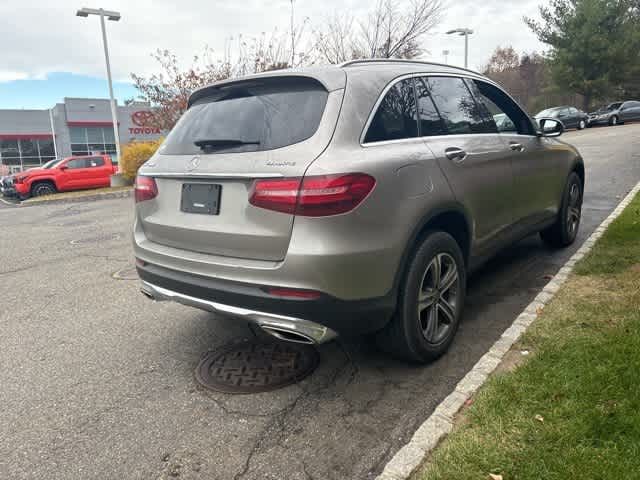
left=160, top=77, right=328, bottom=155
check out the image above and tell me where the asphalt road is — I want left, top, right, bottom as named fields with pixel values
left=1, top=124, right=639, bottom=480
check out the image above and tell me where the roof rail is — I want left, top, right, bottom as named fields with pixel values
left=340, top=58, right=480, bottom=75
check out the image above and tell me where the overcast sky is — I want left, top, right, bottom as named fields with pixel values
left=0, top=0, right=549, bottom=108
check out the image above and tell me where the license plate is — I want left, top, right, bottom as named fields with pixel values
left=180, top=183, right=221, bottom=215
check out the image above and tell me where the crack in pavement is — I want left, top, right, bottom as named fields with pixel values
left=233, top=343, right=357, bottom=480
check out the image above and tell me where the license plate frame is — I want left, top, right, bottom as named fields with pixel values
left=180, top=183, right=221, bottom=215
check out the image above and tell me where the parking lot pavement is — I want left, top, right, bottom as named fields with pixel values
left=1, top=124, right=639, bottom=480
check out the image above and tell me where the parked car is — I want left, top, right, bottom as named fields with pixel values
left=588, top=100, right=640, bottom=126
left=134, top=60, right=584, bottom=363
left=1, top=175, right=14, bottom=197
left=12, top=155, right=116, bottom=199
left=1, top=159, right=65, bottom=197
left=534, top=106, right=588, bottom=130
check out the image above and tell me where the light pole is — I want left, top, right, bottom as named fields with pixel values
left=446, top=28, right=474, bottom=69
left=76, top=7, right=122, bottom=163
left=442, top=49, right=450, bottom=64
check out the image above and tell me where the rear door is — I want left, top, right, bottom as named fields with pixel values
left=137, top=76, right=344, bottom=261
left=83, top=156, right=110, bottom=188
left=63, top=158, right=93, bottom=189
left=621, top=101, right=640, bottom=121
left=418, top=76, right=514, bottom=252
left=556, top=107, right=574, bottom=128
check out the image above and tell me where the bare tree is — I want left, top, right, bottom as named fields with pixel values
left=312, top=13, right=357, bottom=64
left=313, top=0, right=444, bottom=63
left=131, top=25, right=310, bottom=130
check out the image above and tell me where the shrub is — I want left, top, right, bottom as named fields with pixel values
left=119, top=138, right=163, bottom=180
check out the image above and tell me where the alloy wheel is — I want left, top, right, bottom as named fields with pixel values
left=34, top=184, right=54, bottom=196
left=418, top=253, right=460, bottom=344
left=567, top=182, right=582, bottom=237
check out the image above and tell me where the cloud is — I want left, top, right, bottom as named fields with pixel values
left=0, top=0, right=548, bottom=83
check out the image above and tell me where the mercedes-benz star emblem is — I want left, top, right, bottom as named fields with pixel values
left=187, top=156, right=200, bottom=171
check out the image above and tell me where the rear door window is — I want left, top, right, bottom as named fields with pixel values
left=87, top=157, right=105, bottom=167
left=160, top=77, right=328, bottom=155
left=66, top=159, right=88, bottom=169
left=414, top=78, right=447, bottom=136
left=364, top=78, right=418, bottom=143
left=423, top=77, right=496, bottom=134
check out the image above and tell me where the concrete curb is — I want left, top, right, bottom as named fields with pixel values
left=20, top=188, right=132, bottom=207
left=376, top=180, right=640, bottom=480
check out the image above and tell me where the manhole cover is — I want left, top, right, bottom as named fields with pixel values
left=195, top=339, right=319, bottom=394
left=70, top=233, right=122, bottom=245
left=112, top=267, right=138, bottom=280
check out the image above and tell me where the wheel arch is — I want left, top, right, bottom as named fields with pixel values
left=30, top=177, right=58, bottom=191
left=392, top=204, right=473, bottom=296
left=571, top=158, right=585, bottom=188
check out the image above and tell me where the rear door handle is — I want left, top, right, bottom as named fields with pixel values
left=445, top=147, right=467, bottom=162
left=509, top=142, right=524, bottom=152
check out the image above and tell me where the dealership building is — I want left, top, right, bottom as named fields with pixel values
left=0, top=97, right=164, bottom=173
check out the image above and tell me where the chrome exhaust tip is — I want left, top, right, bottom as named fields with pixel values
left=260, top=326, right=316, bottom=345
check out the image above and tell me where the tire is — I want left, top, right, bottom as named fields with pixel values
left=609, top=115, right=619, bottom=126
left=578, top=119, right=586, bottom=130
left=30, top=181, right=56, bottom=197
left=540, top=172, right=582, bottom=247
left=377, top=231, right=466, bottom=363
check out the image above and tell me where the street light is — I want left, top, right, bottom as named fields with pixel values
left=446, top=28, right=474, bottom=69
left=76, top=7, right=122, bottom=163
left=442, top=49, right=450, bottom=64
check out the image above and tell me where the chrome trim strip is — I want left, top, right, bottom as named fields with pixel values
left=359, top=72, right=532, bottom=146
left=140, top=281, right=338, bottom=344
left=141, top=172, right=284, bottom=179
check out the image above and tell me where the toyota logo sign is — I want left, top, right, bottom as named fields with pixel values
left=129, top=111, right=161, bottom=135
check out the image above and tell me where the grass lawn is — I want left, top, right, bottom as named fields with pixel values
left=417, top=192, right=640, bottom=480
left=24, top=185, right=132, bottom=203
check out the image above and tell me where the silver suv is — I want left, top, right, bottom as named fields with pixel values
left=134, top=60, right=584, bottom=363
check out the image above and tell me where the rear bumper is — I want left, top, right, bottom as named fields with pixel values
left=137, top=261, right=394, bottom=340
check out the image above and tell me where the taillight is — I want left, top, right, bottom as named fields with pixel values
left=249, top=173, right=375, bottom=217
left=134, top=175, right=158, bottom=203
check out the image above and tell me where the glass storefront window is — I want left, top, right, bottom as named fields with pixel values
left=38, top=139, right=55, bottom=157
left=67, top=126, right=117, bottom=160
left=103, top=128, right=115, bottom=143
left=86, top=127, right=104, bottom=143
left=70, top=128, right=87, bottom=143
left=19, top=139, right=38, bottom=157
left=1, top=139, right=19, bottom=158
left=0, top=138, right=59, bottom=169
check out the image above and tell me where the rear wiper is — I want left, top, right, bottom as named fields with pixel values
left=194, top=139, right=260, bottom=150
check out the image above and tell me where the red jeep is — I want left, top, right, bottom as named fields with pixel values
left=13, top=155, right=117, bottom=199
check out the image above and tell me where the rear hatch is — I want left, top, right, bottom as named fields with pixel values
left=137, top=74, right=345, bottom=261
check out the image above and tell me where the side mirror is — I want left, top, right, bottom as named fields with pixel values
left=537, top=117, right=564, bottom=138
left=59, top=165, right=68, bottom=171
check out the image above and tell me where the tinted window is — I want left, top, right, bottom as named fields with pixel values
left=424, top=77, right=494, bottom=134
left=365, top=79, right=418, bottom=143
left=415, top=78, right=447, bottom=136
left=86, top=157, right=105, bottom=167
left=161, top=77, right=328, bottom=155
left=66, top=159, right=87, bottom=169
left=471, top=80, right=535, bottom=135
